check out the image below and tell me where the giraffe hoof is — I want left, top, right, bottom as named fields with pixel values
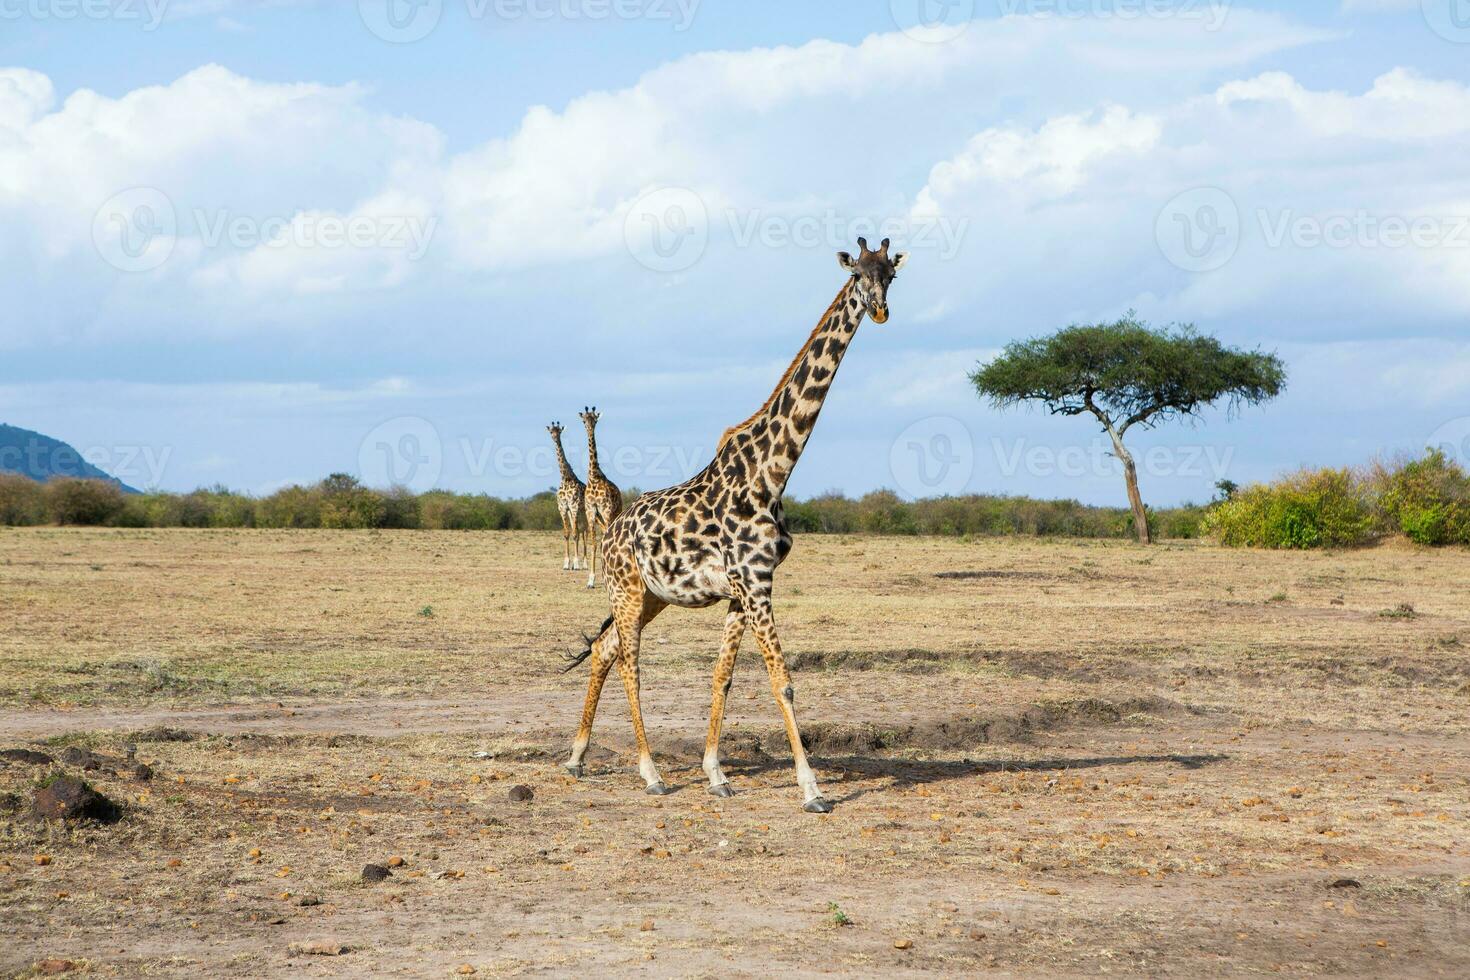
left=644, top=782, right=673, bottom=796
left=802, top=797, right=834, bottom=814
left=563, top=763, right=585, bottom=779
left=708, top=782, right=735, bottom=799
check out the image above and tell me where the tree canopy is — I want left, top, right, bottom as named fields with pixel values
left=971, top=315, right=1287, bottom=544
left=970, top=315, right=1286, bottom=437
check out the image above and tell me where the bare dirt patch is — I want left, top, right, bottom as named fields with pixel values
left=2, top=529, right=1469, bottom=976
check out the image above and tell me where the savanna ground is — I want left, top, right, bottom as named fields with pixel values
left=1, top=528, right=1468, bottom=978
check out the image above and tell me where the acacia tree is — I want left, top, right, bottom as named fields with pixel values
left=971, top=315, right=1286, bottom=544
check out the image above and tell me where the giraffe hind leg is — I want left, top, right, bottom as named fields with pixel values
left=703, top=600, right=745, bottom=796
left=565, top=623, right=616, bottom=777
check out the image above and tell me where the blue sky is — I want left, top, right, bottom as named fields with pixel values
left=3, top=0, right=1469, bottom=505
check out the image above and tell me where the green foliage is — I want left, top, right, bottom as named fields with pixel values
left=1205, top=468, right=1375, bottom=549
left=379, top=487, right=423, bottom=529
left=971, top=315, right=1286, bottom=544
left=1373, top=449, right=1470, bottom=546
left=419, top=491, right=514, bottom=530
left=517, top=490, right=564, bottom=531
left=256, top=484, right=323, bottom=529
left=0, top=473, right=47, bottom=525
left=44, top=477, right=127, bottom=525
left=318, top=473, right=388, bottom=530
left=971, top=315, right=1286, bottom=426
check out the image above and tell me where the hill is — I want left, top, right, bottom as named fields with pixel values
left=0, top=424, right=140, bottom=493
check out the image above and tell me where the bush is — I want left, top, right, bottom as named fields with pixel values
left=317, top=474, right=386, bottom=529
left=0, top=473, right=46, bottom=525
left=1205, top=468, right=1375, bottom=549
left=1154, top=504, right=1210, bottom=540
left=1373, top=449, right=1470, bottom=546
left=256, top=485, right=323, bottom=529
left=419, top=491, right=514, bottom=530
left=44, top=478, right=126, bottom=526
left=514, top=490, right=564, bottom=531
left=379, top=487, right=422, bottom=529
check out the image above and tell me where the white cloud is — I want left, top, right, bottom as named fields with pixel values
left=0, top=9, right=1334, bottom=347
left=913, top=106, right=1161, bottom=212
left=905, top=67, right=1470, bottom=338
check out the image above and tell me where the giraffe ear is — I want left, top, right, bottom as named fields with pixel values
left=837, top=251, right=857, bottom=273
left=892, top=252, right=909, bottom=272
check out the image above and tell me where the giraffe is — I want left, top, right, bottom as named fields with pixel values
left=547, top=422, right=588, bottom=571
left=580, top=407, right=624, bottom=590
left=562, top=237, right=907, bottom=813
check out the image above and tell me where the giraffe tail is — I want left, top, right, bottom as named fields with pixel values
left=560, top=615, right=614, bottom=674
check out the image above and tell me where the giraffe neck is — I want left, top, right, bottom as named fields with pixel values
left=584, top=423, right=603, bottom=480
left=551, top=432, right=579, bottom=485
left=716, top=278, right=865, bottom=498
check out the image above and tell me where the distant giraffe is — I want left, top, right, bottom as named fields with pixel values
left=547, top=422, right=587, bottom=571
left=562, top=237, right=907, bottom=812
left=580, top=407, right=623, bottom=589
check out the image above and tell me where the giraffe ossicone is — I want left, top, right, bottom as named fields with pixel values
left=562, top=236, right=908, bottom=812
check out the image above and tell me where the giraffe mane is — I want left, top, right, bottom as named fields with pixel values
left=716, top=282, right=853, bottom=452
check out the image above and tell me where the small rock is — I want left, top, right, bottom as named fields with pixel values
left=361, top=863, right=392, bottom=883
left=508, top=785, right=534, bottom=802
left=298, top=895, right=323, bottom=907
left=30, top=776, right=120, bottom=823
left=640, top=918, right=655, bottom=932
left=1, top=749, right=54, bottom=766
left=893, top=939, right=914, bottom=950
left=457, top=966, right=477, bottom=976
left=387, top=855, right=405, bottom=868
left=33, top=959, right=79, bottom=975
left=1330, top=878, right=1362, bottom=889
left=129, top=763, right=154, bottom=782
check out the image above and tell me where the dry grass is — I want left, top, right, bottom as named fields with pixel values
left=2, top=529, right=1469, bottom=977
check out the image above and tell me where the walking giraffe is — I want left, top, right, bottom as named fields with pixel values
left=580, top=407, right=624, bottom=589
left=562, top=237, right=907, bottom=812
left=547, top=422, right=587, bottom=571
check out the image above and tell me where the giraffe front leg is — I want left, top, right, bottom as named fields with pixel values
left=703, top=601, right=745, bottom=797
left=586, top=516, right=600, bottom=589
left=746, top=593, right=830, bottom=813
left=562, top=521, right=573, bottom=571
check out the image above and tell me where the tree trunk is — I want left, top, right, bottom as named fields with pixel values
left=1120, top=451, right=1151, bottom=545
left=1088, top=400, right=1152, bottom=545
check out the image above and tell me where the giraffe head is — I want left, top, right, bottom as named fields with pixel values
left=547, top=421, right=566, bottom=439
left=837, top=236, right=907, bottom=324
left=579, top=407, right=601, bottom=430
